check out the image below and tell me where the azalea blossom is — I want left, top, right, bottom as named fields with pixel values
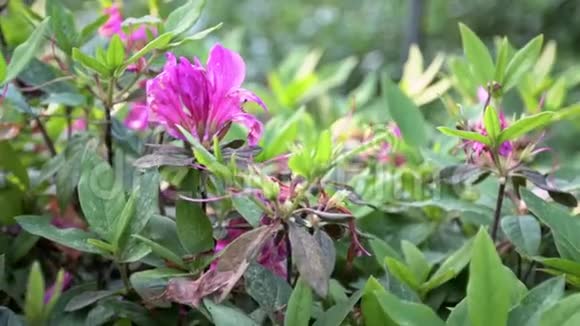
left=124, top=102, right=149, bottom=131
left=44, top=271, right=73, bottom=303
left=146, top=44, right=267, bottom=146
left=471, top=111, right=513, bottom=157
left=99, top=4, right=156, bottom=50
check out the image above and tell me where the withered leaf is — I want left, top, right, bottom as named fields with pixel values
left=439, top=164, right=484, bottom=184
left=133, top=153, right=194, bottom=168
left=518, top=168, right=578, bottom=207
left=165, top=224, right=280, bottom=307
left=313, top=229, right=336, bottom=277
left=288, top=222, right=331, bottom=298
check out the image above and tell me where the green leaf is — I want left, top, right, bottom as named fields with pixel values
left=437, top=127, right=490, bottom=145
left=164, top=0, right=206, bottom=36
left=3, top=18, right=51, bottom=84
left=384, top=257, right=420, bottom=290
left=508, top=277, right=565, bottom=326
left=284, top=278, right=313, bottom=326
left=107, top=34, right=126, bottom=69
left=533, top=257, right=580, bottom=277
left=16, top=215, right=100, bottom=253
left=24, top=262, right=45, bottom=326
left=501, top=215, right=541, bottom=256
left=539, top=293, right=580, bottom=326
left=498, top=112, right=554, bottom=143
left=72, top=48, right=110, bottom=76
left=44, top=269, right=66, bottom=317
left=244, top=263, right=292, bottom=315
left=312, top=290, right=362, bottom=326
left=165, top=23, right=223, bottom=48
left=130, top=268, right=183, bottom=307
left=458, top=23, right=495, bottom=85
left=521, top=188, right=580, bottom=261
left=0, top=141, right=30, bottom=189
left=369, top=237, right=402, bottom=264
left=373, top=290, right=445, bottom=326
left=483, top=106, right=501, bottom=142
left=494, top=37, right=510, bottom=83
left=125, top=32, right=173, bottom=66
left=132, top=235, right=185, bottom=269
left=467, top=228, right=511, bottom=326
left=401, top=240, right=431, bottom=283
left=175, top=199, right=213, bottom=255
left=232, top=196, right=263, bottom=227
left=504, top=35, right=544, bottom=90
left=0, top=307, right=23, bottom=326
left=112, top=192, right=137, bottom=251
left=421, top=239, right=473, bottom=293
left=65, top=289, right=117, bottom=312
left=447, top=299, right=469, bottom=326
left=314, top=129, right=332, bottom=166
left=361, top=277, right=396, bottom=326
left=0, top=52, right=6, bottom=82
left=205, top=299, right=259, bottom=326
left=382, top=74, right=428, bottom=147
left=77, top=153, right=126, bottom=241
left=79, top=15, right=108, bottom=44
left=47, top=1, right=78, bottom=54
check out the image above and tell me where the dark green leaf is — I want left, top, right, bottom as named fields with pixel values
left=65, top=290, right=117, bottom=312
left=539, top=293, right=580, bottom=326
left=0, top=141, right=29, bottom=188
left=501, top=215, right=541, bottom=256
left=175, top=199, right=213, bottom=255
left=77, top=152, right=126, bottom=241
left=205, top=299, right=259, bottom=326
left=508, top=277, right=565, bottom=326
left=132, top=235, right=185, bottom=269
left=244, top=263, right=292, bottom=314
left=0, top=307, right=23, bottom=326
left=439, top=164, right=484, bottom=184
left=16, top=215, right=100, bottom=253
left=284, top=278, right=312, bottom=326
left=382, top=75, right=427, bottom=147
left=312, top=290, right=362, bottom=326
left=232, top=196, right=263, bottom=227
left=521, top=188, right=580, bottom=261
left=130, top=268, right=183, bottom=308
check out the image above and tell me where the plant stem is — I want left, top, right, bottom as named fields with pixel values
left=104, top=78, right=116, bottom=166
left=34, top=117, right=57, bottom=157
left=491, top=180, right=506, bottom=241
left=117, top=262, right=132, bottom=293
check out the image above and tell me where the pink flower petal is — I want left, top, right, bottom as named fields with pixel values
left=206, top=44, right=246, bottom=98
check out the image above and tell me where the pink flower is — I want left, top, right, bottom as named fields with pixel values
left=44, top=271, right=73, bottom=303
left=471, top=111, right=513, bottom=157
left=146, top=44, right=267, bottom=146
left=99, top=5, right=157, bottom=50
left=124, top=102, right=149, bottom=131
left=72, top=119, right=87, bottom=132
left=477, top=86, right=489, bottom=104
left=99, top=5, right=124, bottom=38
